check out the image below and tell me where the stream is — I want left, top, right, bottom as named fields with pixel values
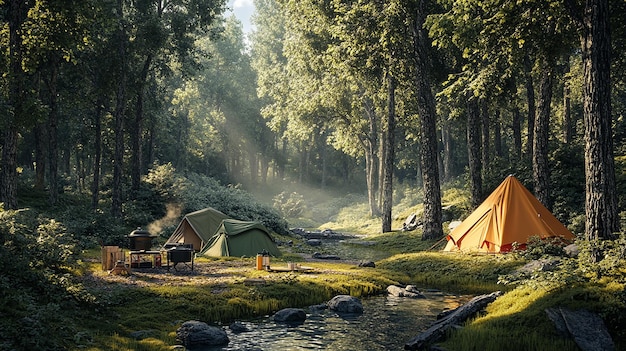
left=205, top=290, right=471, bottom=351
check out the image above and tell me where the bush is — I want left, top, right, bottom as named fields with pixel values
left=0, top=208, right=88, bottom=350
left=273, top=191, right=306, bottom=218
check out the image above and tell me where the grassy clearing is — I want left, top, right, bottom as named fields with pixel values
left=72, top=255, right=406, bottom=351
left=377, top=252, right=525, bottom=294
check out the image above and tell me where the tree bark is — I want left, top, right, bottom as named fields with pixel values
left=131, top=54, right=153, bottom=196
left=362, top=97, right=380, bottom=217
left=562, top=56, right=573, bottom=144
left=512, top=106, right=523, bottom=161
left=1, top=0, right=28, bottom=210
left=382, top=73, right=396, bottom=233
left=112, top=0, right=127, bottom=218
left=91, top=101, right=103, bottom=211
left=524, top=54, right=536, bottom=159
left=405, top=291, right=502, bottom=350
left=45, top=59, right=60, bottom=206
left=441, top=125, right=452, bottom=182
left=480, top=99, right=490, bottom=170
left=494, top=110, right=502, bottom=158
left=533, top=58, right=554, bottom=210
left=34, top=123, right=47, bottom=190
left=378, top=119, right=386, bottom=213
left=412, top=2, right=443, bottom=240
left=566, top=0, right=619, bottom=239
left=467, top=94, right=482, bottom=209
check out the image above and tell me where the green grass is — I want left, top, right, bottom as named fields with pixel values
left=377, top=252, right=525, bottom=294
left=71, top=258, right=406, bottom=351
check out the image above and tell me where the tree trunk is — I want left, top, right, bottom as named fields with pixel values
left=46, top=59, right=60, bottom=206
left=566, top=0, right=619, bottom=239
left=480, top=99, right=490, bottom=170
left=512, top=106, right=523, bottom=161
left=533, top=59, right=554, bottom=210
left=131, top=54, right=153, bottom=196
left=412, top=2, right=443, bottom=240
left=378, top=127, right=386, bottom=211
left=112, top=0, right=127, bottom=218
left=34, top=123, right=47, bottom=190
left=320, top=138, right=327, bottom=189
left=91, top=102, right=103, bottom=211
left=467, top=94, right=482, bottom=208
left=381, top=73, right=396, bottom=233
left=279, top=138, right=287, bottom=180
left=362, top=98, right=380, bottom=217
left=494, top=110, right=502, bottom=158
left=249, top=148, right=258, bottom=185
left=261, top=155, right=269, bottom=185
left=441, top=124, right=452, bottom=182
left=524, top=54, right=536, bottom=159
left=405, top=292, right=503, bottom=350
left=562, top=56, right=573, bottom=144
left=1, top=0, right=27, bottom=210
left=146, top=119, right=155, bottom=167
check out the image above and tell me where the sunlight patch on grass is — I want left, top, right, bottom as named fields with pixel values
left=377, top=252, right=524, bottom=294
left=440, top=285, right=580, bottom=351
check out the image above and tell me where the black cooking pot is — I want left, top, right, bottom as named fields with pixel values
left=128, top=227, right=156, bottom=251
left=168, top=245, right=194, bottom=263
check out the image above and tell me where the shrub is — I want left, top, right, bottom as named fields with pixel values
left=0, top=208, right=88, bottom=350
left=273, top=191, right=306, bottom=218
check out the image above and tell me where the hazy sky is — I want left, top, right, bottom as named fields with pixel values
left=227, top=0, right=255, bottom=35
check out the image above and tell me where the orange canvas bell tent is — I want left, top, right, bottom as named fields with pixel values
left=444, top=175, right=575, bottom=253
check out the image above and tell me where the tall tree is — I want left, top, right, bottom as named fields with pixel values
left=533, top=55, right=554, bottom=209
left=410, top=0, right=443, bottom=240
left=467, top=94, right=483, bottom=208
left=381, top=73, right=396, bottom=233
left=566, top=0, right=619, bottom=239
left=112, top=0, right=128, bottom=218
left=0, top=0, right=31, bottom=209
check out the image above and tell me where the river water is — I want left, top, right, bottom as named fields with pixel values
left=206, top=290, right=470, bottom=351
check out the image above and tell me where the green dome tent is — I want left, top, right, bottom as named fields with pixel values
left=200, top=219, right=282, bottom=257
left=164, top=207, right=230, bottom=251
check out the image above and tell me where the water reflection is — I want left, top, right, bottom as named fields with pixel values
left=204, top=291, right=470, bottom=351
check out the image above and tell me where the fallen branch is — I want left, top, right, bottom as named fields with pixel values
left=404, top=291, right=502, bottom=350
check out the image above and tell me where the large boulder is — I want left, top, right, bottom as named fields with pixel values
left=229, top=321, right=249, bottom=333
left=564, top=243, right=579, bottom=257
left=387, top=285, right=425, bottom=298
left=307, top=239, right=322, bottom=246
left=176, top=320, right=229, bottom=348
left=273, top=308, right=307, bottom=324
left=357, top=260, right=376, bottom=268
left=327, top=295, right=363, bottom=314
left=546, top=307, right=614, bottom=351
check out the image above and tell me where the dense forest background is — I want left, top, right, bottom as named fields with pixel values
left=1, top=0, right=625, bottom=241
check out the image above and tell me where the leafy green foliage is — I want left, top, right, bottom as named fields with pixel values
left=0, top=208, right=91, bottom=351
left=273, top=191, right=306, bottom=217
left=512, top=235, right=570, bottom=260
left=144, top=164, right=290, bottom=236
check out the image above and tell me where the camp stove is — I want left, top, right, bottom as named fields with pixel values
left=166, top=244, right=194, bottom=271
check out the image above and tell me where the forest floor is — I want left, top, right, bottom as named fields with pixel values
left=83, top=252, right=361, bottom=291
